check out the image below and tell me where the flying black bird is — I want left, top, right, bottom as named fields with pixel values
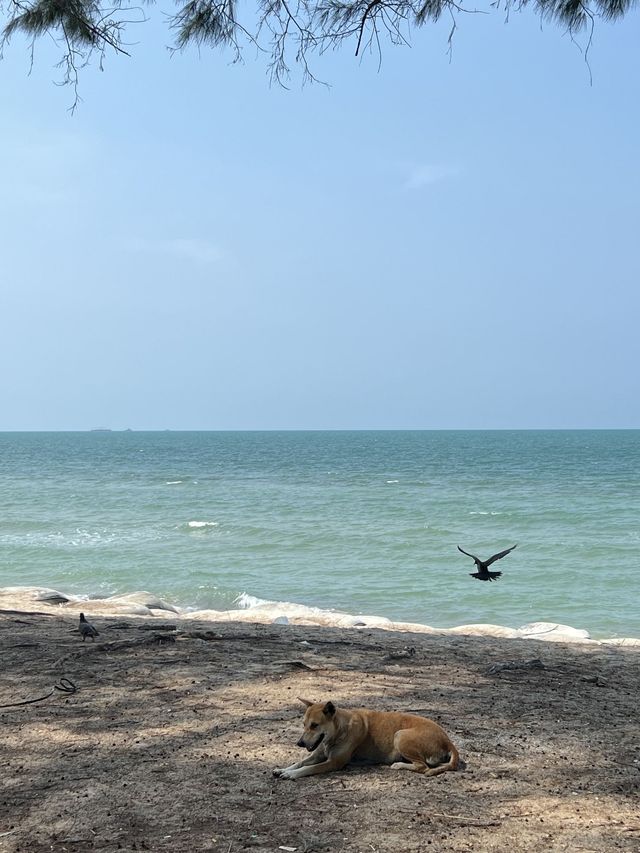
left=457, top=544, right=518, bottom=582
left=79, top=612, right=99, bottom=641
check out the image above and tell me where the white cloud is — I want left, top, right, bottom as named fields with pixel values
left=403, top=164, right=459, bottom=191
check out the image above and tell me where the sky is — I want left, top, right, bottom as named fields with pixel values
left=1, top=6, right=639, bottom=430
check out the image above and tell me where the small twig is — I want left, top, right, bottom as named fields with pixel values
left=486, top=659, right=545, bottom=675
left=300, top=638, right=382, bottom=651
left=355, top=0, right=382, bottom=56
left=178, top=632, right=262, bottom=642
left=430, top=812, right=501, bottom=826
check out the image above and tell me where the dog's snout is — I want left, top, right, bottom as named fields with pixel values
left=296, top=737, right=305, bottom=748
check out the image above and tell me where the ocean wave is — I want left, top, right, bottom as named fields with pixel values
left=166, top=480, right=183, bottom=485
left=234, top=592, right=272, bottom=609
left=1, top=528, right=124, bottom=549
left=0, top=526, right=169, bottom=549
left=185, top=521, right=219, bottom=530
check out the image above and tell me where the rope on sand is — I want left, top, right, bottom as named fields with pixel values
left=0, top=678, right=77, bottom=708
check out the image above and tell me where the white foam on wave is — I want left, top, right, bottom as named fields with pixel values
left=166, top=480, right=183, bottom=485
left=234, top=592, right=272, bottom=609
left=186, top=521, right=219, bottom=529
left=0, top=528, right=124, bottom=549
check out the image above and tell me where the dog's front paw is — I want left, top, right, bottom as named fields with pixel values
left=272, top=768, right=285, bottom=778
left=276, top=768, right=299, bottom=781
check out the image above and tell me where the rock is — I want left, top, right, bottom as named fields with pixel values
left=64, top=600, right=154, bottom=617
left=600, top=637, right=640, bottom=647
left=107, top=591, right=180, bottom=614
left=447, top=624, right=521, bottom=639
left=388, top=621, right=440, bottom=635
left=34, top=590, right=72, bottom=605
left=517, top=622, right=592, bottom=642
left=333, top=614, right=392, bottom=628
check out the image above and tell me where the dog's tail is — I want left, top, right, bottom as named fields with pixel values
left=424, top=743, right=460, bottom=777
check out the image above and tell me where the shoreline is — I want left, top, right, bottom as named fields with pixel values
left=2, top=584, right=638, bottom=646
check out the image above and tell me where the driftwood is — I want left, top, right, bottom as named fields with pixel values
left=383, top=646, right=416, bottom=661
left=271, top=659, right=318, bottom=670
left=0, top=609, right=55, bottom=618
left=52, top=634, right=178, bottom=668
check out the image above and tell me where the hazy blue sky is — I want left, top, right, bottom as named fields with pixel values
left=1, top=9, right=639, bottom=430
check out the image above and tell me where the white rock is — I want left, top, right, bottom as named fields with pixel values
left=600, top=637, right=640, bottom=647
left=516, top=622, right=599, bottom=643
left=333, top=614, right=392, bottom=628
left=0, top=587, right=78, bottom=612
left=388, top=621, right=440, bottom=635
left=447, top=624, right=521, bottom=639
left=108, top=591, right=179, bottom=613
left=517, top=622, right=591, bottom=641
left=63, top=600, right=154, bottom=617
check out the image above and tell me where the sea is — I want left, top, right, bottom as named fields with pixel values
left=0, top=430, right=638, bottom=639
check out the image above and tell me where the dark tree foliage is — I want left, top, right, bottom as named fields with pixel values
left=0, top=0, right=636, bottom=104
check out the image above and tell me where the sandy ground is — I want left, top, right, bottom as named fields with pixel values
left=1, top=609, right=639, bottom=853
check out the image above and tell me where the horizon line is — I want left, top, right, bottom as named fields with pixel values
left=0, top=427, right=639, bottom=434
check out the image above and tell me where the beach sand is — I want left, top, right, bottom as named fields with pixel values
left=1, top=593, right=639, bottom=852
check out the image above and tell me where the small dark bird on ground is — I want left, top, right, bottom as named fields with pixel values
left=457, top=544, right=517, bottom=581
left=79, top=612, right=99, bottom=641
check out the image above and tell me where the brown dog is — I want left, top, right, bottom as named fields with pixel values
left=273, top=698, right=459, bottom=780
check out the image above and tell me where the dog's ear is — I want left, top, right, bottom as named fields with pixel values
left=322, top=701, right=336, bottom=718
left=298, top=697, right=314, bottom=708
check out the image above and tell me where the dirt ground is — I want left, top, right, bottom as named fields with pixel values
left=1, top=610, right=639, bottom=853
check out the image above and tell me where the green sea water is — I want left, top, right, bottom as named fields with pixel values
left=0, top=430, right=638, bottom=638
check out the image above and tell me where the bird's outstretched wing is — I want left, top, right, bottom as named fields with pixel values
left=485, top=544, right=518, bottom=567
left=457, top=546, right=480, bottom=562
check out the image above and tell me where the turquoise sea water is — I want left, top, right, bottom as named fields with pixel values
left=0, top=431, right=638, bottom=638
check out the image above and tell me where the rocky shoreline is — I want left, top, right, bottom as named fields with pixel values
left=1, top=585, right=639, bottom=647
